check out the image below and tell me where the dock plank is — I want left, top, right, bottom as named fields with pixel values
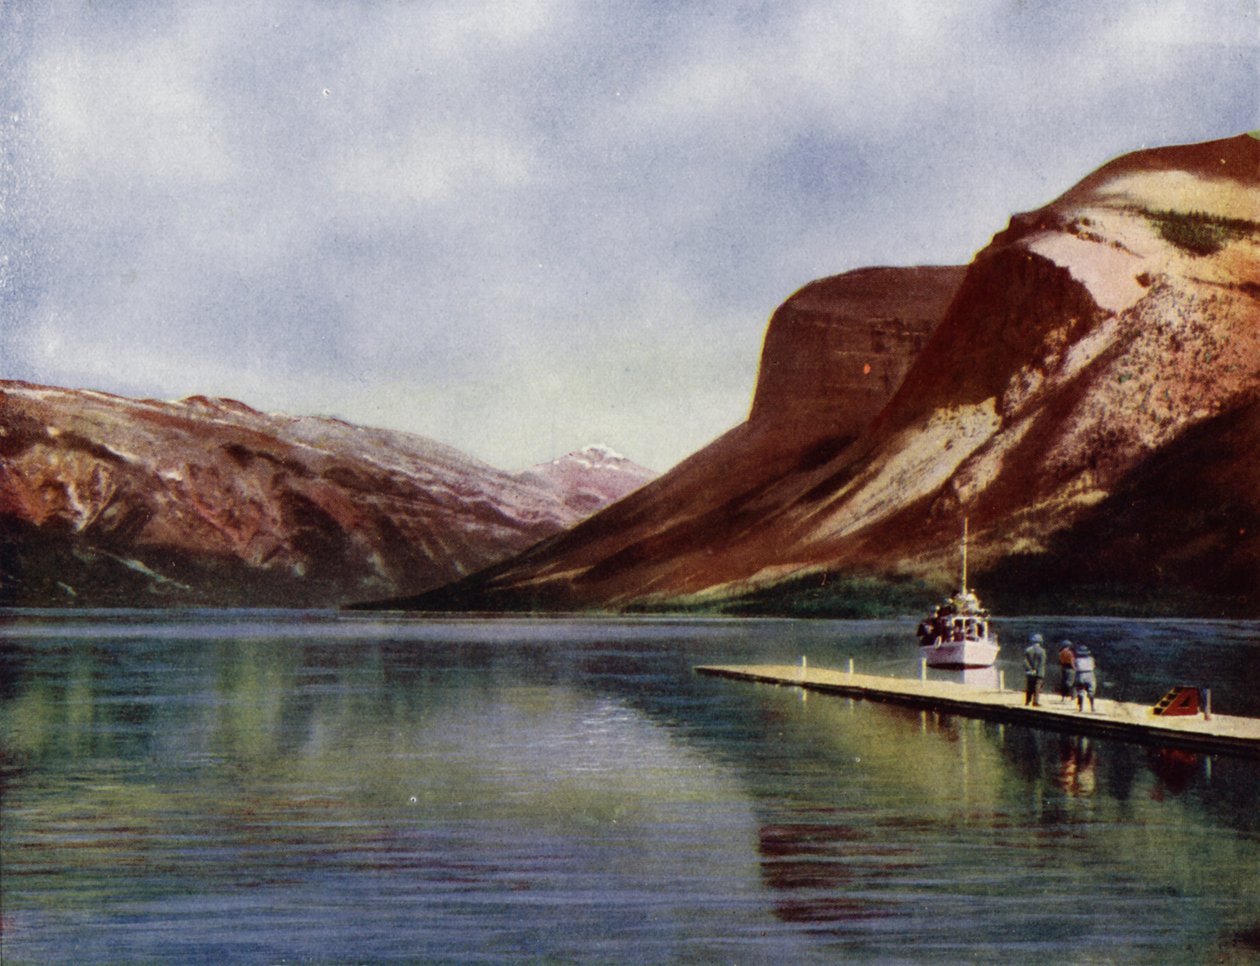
left=695, top=663, right=1260, bottom=758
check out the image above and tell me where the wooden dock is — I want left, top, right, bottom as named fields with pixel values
left=695, top=663, right=1260, bottom=759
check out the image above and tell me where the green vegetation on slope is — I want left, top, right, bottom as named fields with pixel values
left=1145, top=208, right=1260, bottom=256
left=629, top=570, right=935, bottom=619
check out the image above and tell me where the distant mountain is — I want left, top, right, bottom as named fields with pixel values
left=376, top=133, right=1260, bottom=617
left=0, top=383, right=654, bottom=606
left=520, top=445, right=656, bottom=516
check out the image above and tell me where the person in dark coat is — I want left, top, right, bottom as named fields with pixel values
left=1024, top=633, right=1046, bottom=706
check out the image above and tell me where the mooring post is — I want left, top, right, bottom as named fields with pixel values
left=919, top=658, right=927, bottom=683
left=848, top=657, right=855, bottom=675
left=1204, top=688, right=1212, bottom=721
left=800, top=655, right=807, bottom=682
left=998, top=669, right=1005, bottom=692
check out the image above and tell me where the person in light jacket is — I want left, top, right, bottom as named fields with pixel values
left=1073, top=644, right=1098, bottom=713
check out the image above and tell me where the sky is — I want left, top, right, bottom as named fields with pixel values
left=2, top=1, right=1257, bottom=472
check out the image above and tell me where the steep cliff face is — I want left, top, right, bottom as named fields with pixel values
left=387, top=133, right=1260, bottom=616
left=750, top=266, right=964, bottom=435
left=799, top=133, right=1260, bottom=591
left=0, top=384, right=653, bottom=606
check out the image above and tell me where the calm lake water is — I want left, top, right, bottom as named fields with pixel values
left=3, top=610, right=1260, bottom=964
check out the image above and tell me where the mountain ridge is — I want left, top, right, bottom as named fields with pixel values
left=0, top=381, right=654, bottom=606
left=372, top=132, right=1260, bottom=617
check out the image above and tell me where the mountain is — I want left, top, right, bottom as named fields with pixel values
left=520, top=445, right=656, bottom=516
left=376, top=133, right=1260, bottom=617
left=0, top=383, right=654, bottom=607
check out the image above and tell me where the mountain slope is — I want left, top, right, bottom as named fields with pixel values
left=0, top=383, right=653, bottom=606
left=382, top=133, right=1260, bottom=616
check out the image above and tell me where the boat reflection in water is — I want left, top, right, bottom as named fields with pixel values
left=954, top=666, right=1000, bottom=689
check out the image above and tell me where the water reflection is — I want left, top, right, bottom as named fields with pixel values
left=3, top=627, right=807, bottom=963
left=1055, top=735, right=1097, bottom=797
left=1147, top=747, right=1206, bottom=799
left=953, top=666, right=1000, bottom=689
left=740, top=681, right=1260, bottom=952
left=5, top=612, right=1260, bottom=964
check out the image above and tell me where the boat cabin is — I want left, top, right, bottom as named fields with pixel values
left=944, top=614, right=988, bottom=642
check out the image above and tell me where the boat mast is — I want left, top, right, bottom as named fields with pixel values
left=960, top=517, right=968, bottom=595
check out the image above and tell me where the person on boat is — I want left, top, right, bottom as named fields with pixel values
left=917, top=617, right=935, bottom=645
left=917, top=608, right=944, bottom=647
left=1073, top=643, right=1098, bottom=713
left=933, top=609, right=951, bottom=645
left=1023, top=633, right=1046, bottom=706
left=1057, top=640, right=1076, bottom=703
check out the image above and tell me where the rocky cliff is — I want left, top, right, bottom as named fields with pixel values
left=383, top=133, right=1260, bottom=616
left=750, top=266, right=964, bottom=435
left=0, top=383, right=654, bottom=606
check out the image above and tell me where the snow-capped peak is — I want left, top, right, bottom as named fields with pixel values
left=577, top=443, right=624, bottom=463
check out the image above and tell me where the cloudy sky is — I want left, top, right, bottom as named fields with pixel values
left=2, top=1, right=1256, bottom=471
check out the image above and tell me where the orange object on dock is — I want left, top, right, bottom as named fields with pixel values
left=1152, top=685, right=1200, bottom=716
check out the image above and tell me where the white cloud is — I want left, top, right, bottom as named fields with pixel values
left=329, top=125, right=536, bottom=206
left=1116, top=0, right=1257, bottom=45
left=618, top=2, right=994, bottom=144
left=6, top=0, right=1257, bottom=472
left=33, top=14, right=232, bottom=185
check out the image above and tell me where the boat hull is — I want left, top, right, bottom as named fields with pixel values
left=920, top=639, right=1000, bottom=669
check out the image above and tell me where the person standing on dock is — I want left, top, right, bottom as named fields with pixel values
left=1073, top=644, right=1098, bottom=713
left=1057, top=640, right=1076, bottom=703
left=1024, top=633, right=1046, bottom=706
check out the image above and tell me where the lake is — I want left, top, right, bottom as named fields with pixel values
left=3, top=610, right=1260, bottom=963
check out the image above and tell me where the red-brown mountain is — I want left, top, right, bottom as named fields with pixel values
left=0, top=383, right=654, bottom=606
left=382, top=133, right=1260, bottom=617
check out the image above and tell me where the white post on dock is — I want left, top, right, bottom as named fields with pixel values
left=848, top=657, right=855, bottom=676
left=919, top=657, right=927, bottom=683
left=800, top=655, right=807, bottom=682
left=1204, top=688, right=1212, bottom=720
left=998, top=669, right=1005, bottom=692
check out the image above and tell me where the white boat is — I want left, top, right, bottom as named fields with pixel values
left=915, top=520, right=1000, bottom=669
